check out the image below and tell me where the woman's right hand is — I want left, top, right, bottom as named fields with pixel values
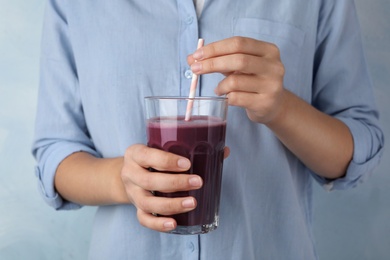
left=120, top=144, right=203, bottom=232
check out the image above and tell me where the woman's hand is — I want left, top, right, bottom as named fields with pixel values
left=188, top=36, right=286, bottom=124
left=120, top=144, right=203, bottom=232
left=121, top=144, right=230, bottom=232
left=188, top=36, right=353, bottom=179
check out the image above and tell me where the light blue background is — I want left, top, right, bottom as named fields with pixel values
left=0, top=1, right=388, bottom=259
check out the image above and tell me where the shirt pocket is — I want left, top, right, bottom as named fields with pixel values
left=233, top=18, right=305, bottom=93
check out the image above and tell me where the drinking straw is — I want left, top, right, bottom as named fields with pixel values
left=185, top=38, right=204, bottom=121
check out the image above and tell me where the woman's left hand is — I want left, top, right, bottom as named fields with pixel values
left=188, top=36, right=286, bottom=124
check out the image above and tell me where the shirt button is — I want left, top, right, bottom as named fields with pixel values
left=185, top=16, right=194, bottom=24
left=184, top=69, right=193, bottom=79
left=323, top=182, right=334, bottom=192
left=187, top=242, right=195, bottom=252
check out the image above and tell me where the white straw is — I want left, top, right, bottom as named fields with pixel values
left=185, top=38, right=204, bottom=121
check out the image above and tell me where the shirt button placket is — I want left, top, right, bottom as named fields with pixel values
left=180, top=15, right=198, bottom=97
left=177, top=0, right=199, bottom=97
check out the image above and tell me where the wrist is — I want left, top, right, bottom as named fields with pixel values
left=109, top=157, right=131, bottom=205
left=264, top=89, right=291, bottom=130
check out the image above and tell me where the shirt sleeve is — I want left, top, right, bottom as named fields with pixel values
left=32, top=0, right=101, bottom=210
left=309, top=0, right=384, bottom=191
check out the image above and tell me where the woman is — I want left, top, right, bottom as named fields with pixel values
left=33, top=0, right=383, bottom=259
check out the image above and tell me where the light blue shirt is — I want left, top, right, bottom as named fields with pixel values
left=32, top=0, right=384, bottom=259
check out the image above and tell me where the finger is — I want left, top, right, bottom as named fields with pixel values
left=225, top=91, right=267, bottom=112
left=136, top=193, right=197, bottom=216
left=191, top=54, right=267, bottom=75
left=223, top=146, right=230, bottom=159
left=132, top=168, right=203, bottom=193
left=137, top=209, right=177, bottom=232
left=215, top=74, right=264, bottom=96
left=128, top=144, right=191, bottom=172
left=190, top=36, right=280, bottom=62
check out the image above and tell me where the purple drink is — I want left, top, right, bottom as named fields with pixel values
left=147, top=115, right=226, bottom=230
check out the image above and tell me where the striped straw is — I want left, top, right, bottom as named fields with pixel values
left=185, top=38, right=204, bottom=121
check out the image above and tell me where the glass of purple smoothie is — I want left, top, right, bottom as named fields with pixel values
left=144, top=96, right=228, bottom=235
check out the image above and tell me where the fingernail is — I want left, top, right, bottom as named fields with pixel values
left=182, top=198, right=195, bottom=208
left=163, top=221, right=174, bottom=228
left=191, top=62, right=202, bottom=73
left=178, top=158, right=191, bottom=169
left=193, top=49, right=204, bottom=60
left=189, top=176, right=202, bottom=187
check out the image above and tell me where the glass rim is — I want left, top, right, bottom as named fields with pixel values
left=144, top=96, right=227, bottom=101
